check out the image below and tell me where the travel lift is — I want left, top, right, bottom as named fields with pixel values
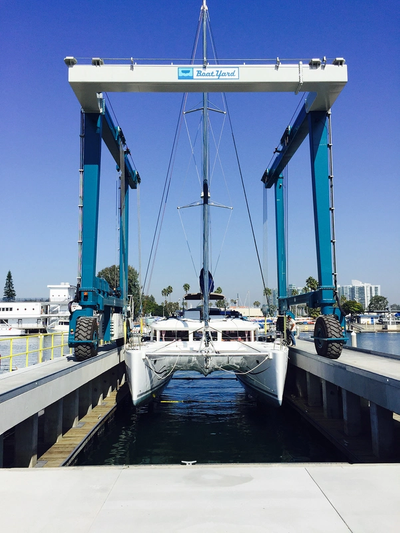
left=68, top=96, right=140, bottom=360
left=65, top=49, right=347, bottom=360
left=262, top=103, right=346, bottom=358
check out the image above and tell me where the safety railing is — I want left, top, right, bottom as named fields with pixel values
left=0, top=332, right=72, bottom=373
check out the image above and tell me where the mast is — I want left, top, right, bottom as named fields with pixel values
left=201, top=0, right=210, bottom=328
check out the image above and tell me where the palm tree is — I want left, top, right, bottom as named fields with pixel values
left=161, top=287, right=171, bottom=317
left=253, top=301, right=261, bottom=308
left=263, top=287, right=272, bottom=315
left=290, top=288, right=299, bottom=317
left=183, top=283, right=190, bottom=309
left=305, top=276, right=318, bottom=291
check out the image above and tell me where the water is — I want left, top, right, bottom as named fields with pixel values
left=0, top=334, right=70, bottom=373
left=299, top=331, right=399, bottom=356
left=354, top=332, right=399, bottom=356
left=79, top=372, right=345, bottom=466
left=78, top=331, right=399, bottom=466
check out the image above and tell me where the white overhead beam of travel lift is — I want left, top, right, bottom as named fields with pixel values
left=65, top=59, right=347, bottom=113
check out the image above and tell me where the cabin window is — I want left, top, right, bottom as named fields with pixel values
left=160, top=330, right=189, bottom=341
left=222, top=331, right=249, bottom=341
left=194, top=330, right=217, bottom=341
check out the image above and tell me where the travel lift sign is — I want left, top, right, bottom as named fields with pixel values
left=178, top=67, right=239, bottom=80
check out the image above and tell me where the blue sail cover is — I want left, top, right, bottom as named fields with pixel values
left=199, top=268, right=215, bottom=296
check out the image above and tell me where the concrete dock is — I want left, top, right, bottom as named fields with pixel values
left=1, top=463, right=400, bottom=532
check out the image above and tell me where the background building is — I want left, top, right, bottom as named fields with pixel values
left=338, top=280, right=381, bottom=309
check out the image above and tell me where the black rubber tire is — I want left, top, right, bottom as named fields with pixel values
left=75, top=317, right=98, bottom=361
left=314, top=315, right=343, bottom=359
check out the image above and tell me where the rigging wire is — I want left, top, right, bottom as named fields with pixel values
left=178, top=208, right=199, bottom=278
left=137, top=182, right=142, bottom=315
left=143, top=93, right=187, bottom=294
left=208, top=16, right=269, bottom=294
left=264, top=93, right=306, bottom=172
left=142, top=13, right=204, bottom=295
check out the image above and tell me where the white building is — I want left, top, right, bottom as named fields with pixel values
left=338, top=280, right=381, bottom=309
left=47, top=283, right=76, bottom=316
left=0, top=282, right=75, bottom=332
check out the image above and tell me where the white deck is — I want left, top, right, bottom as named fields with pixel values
left=1, top=463, right=399, bottom=532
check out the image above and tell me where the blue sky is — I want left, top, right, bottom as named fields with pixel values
left=2, top=0, right=399, bottom=306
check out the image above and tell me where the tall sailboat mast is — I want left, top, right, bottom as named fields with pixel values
left=201, top=0, right=210, bottom=328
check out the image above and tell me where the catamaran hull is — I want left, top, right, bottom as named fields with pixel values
left=125, top=349, right=173, bottom=406
left=237, top=349, right=288, bottom=407
left=125, top=341, right=288, bottom=408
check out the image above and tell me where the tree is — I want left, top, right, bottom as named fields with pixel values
left=342, top=300, right=364, bottom=316
left=97, top=265, right=140, bottom=318
left=269, top=304, right=277, bottom=315
left=183, top=283, right=190, bottom=308
left=305, top=276, right=318, bottom=291
left=165, top=301, right=180, bottom=316
left=390, top=303, right=400, bottom=311
left=214, top=286, right=227, bottom=309
left=161, top=286, right=173, bottom=316
left=368, top=295, right=389, bottom=312
left=253, top=301, right=261, bottom=308
left=162, top=286, right=173, bottom=301
left=263, top=287, right=272, bottom=301
left=3, top=271, right=16, bottom=301
left=142, top=295, right=163, bottom=317
left=304, top=276, right=319, bottom=318
left=308, top=307, right=321, bottom=319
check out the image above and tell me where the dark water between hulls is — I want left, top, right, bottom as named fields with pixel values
left=79, top=372, right=344, bottom=466
left=77, top=333, right=398, bottom=466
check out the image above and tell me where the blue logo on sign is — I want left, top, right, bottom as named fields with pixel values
left=178, top=67, right=194, bottom=79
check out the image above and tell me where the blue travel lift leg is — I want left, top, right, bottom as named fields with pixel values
left=262, top=104, right=345, bottom=358
left=68, top=99, right=140, bottom=360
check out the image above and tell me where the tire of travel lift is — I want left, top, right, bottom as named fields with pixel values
left=74, top=316, right=99, bottom=361
left=314, top=315, right=343, bottom=359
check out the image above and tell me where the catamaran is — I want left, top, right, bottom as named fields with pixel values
left=125, top=1, right=289, bottom=408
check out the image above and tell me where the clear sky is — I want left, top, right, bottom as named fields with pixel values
left=2, top=0, right=399, bottom=306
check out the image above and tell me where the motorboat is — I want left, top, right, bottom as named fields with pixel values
left=0, top=321, right=25, bottom=336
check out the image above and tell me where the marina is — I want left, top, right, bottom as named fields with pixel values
left=1, top=337, right=400, bottom=530
left=1, top=0, right=399, bottom=530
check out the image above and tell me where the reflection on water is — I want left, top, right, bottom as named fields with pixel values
left=80, top=372, right=344, bottom=466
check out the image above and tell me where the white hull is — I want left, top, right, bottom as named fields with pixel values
left=125, top=339, right=288, bottom=408
left=46, top=319, right=69, bottom=334
left=46, top=325, right=69, bottom=334
left=0, top=326, right=25, bottom=336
